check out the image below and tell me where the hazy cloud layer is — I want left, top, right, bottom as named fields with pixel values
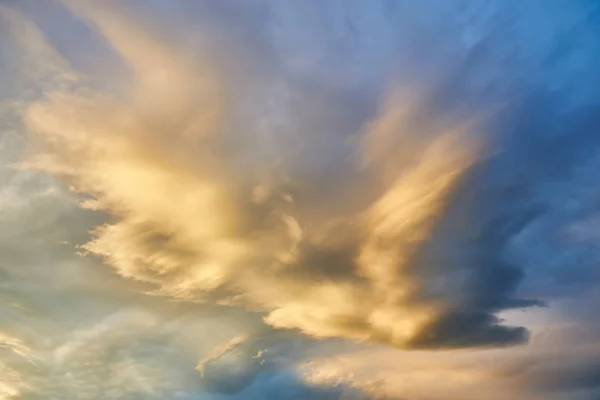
left=2, top=0, right=600, bottom=399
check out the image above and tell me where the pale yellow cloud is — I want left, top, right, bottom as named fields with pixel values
left=0, top=332, right=37, bottom=400
left=17, top=0, right=513, bottom=353
left=299, top=312, right=600, bottom=400
left=196, top=334, right=249, bottom=376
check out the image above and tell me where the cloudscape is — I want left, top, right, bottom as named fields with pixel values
left=2, top=1, right=600, bottom=399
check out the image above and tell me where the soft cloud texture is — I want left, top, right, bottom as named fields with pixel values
left=19, top=0, right=535, bottom=351
left=2, top=0, right=600, bottom=399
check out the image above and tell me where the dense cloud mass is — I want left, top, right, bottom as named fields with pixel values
left=19, top=0, right=530, bottom=351
left=2, top=0, right=600, bottom=399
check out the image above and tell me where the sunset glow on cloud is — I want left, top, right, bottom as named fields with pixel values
left=2, top=1, right=600, bottom=399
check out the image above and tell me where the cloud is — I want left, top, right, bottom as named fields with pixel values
left=3, top=0, right=600, bottom=399
left=14, top=0, right=539, bottom=352
left=299, top=315, right=600, bottom=400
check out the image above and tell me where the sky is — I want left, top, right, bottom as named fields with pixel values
left=1, top=0, right=600, bottom=399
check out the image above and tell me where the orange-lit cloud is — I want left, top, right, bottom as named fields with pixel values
left=4, top=1, right=600, bottom=399
left=16, top=0, right=527, bottom=352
